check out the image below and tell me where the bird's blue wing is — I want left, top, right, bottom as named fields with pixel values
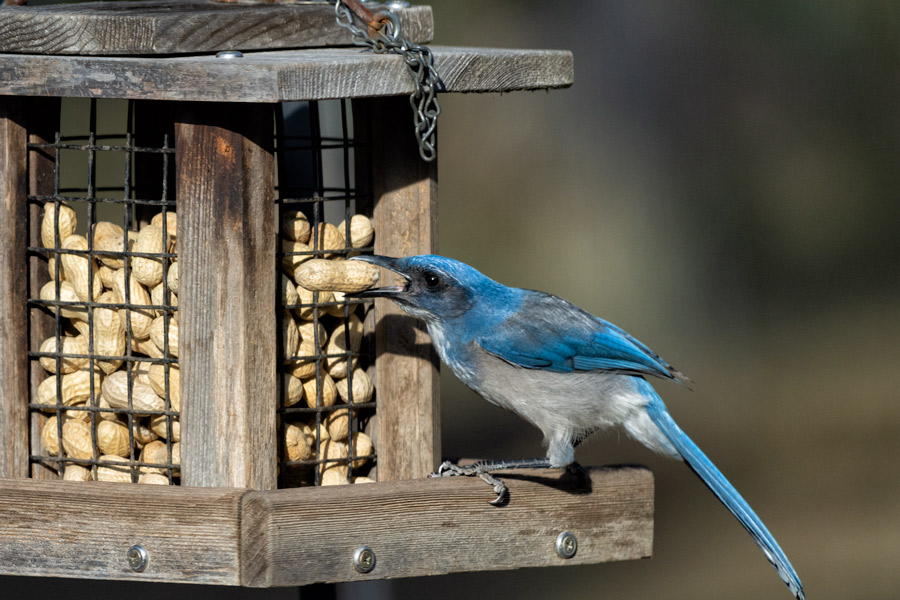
left=476, top=291, right=687, bottom=382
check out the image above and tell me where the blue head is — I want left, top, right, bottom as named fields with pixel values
left=348, top=255, right=512, bottom=324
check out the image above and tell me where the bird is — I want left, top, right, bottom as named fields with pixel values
left=348, top=253, right=805, bottom=600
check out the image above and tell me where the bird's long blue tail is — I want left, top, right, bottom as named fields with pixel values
left=644, top=392, right=805, bottom=599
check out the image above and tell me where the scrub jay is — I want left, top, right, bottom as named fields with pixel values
left=350, top=254, right=804, bottom=599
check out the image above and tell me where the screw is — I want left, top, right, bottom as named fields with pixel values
left=216, top=50, right=243, bottom=59
left=126, top=544, right=149, bottom=572
left=555, top=531, right=577, bottom=559
left=353, top=546, right=376, bottom=573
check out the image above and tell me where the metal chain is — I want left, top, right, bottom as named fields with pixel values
left=335, top=1, right=442, bottom=162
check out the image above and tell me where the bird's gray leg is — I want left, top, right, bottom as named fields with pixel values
left=432, top=459, right=554, bottom=505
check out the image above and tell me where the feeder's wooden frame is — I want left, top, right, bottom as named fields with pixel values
left=0, top=42, right=654, bottom=586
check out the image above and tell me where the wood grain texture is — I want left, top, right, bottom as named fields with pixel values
left=0, top=47, right=574, bottom=103
left=176, top=102, right=278, bottom=490
left=0, top=97, right=29, bottom=479
left=0, top=478, right=245, bottom=584
left=25, top=97, right=59, bottom=480
left=0, top=1, right=433, bottom=55
left=240, top=466, right=654, bottom=587
left=368, top=96, right=440, bottom=481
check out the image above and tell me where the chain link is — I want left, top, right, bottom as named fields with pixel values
left=335, top=1, right=442, bottom=161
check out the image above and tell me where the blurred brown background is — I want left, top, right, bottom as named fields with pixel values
left=4, top=1, right=898, bottom=599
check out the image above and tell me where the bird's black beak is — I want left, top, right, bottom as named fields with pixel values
left=346, top=255, right=410, bottom=299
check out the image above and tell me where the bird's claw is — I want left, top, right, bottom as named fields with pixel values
left=431, top=460, right=509, bottom=506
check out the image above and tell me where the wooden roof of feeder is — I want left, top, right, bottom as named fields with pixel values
left=0, top=1, right=574, bottom=101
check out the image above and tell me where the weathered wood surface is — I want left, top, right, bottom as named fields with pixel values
left=0, top=1, right=433, bottom=55
left=366, top=96, right=440, bottom=481
left=0, top=96, right=29, bottom=478
left=0, top=46, right=574, bottom=102
left=0, top=466, right=652, bottom=585
left=0, top=478, right=245, bottom=584
left=176, top=103, right=278, bottom=490
left=240, top=466, right=654, bottom=587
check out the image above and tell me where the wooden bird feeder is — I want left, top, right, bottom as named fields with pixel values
left=0, top=0, right=653, bottom=587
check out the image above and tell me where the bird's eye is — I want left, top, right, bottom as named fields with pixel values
left=423, top=271, right=441, bottom=289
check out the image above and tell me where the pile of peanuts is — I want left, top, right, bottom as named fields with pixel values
left=35, top=202, right=179, bottom=484
left=279, top=209, right=381, bottom=486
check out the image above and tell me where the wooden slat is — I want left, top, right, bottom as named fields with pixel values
left=0, top=96, right=29, bottom=479
left=240, top=466, right=654, bottom=587
left=0, top=47, right=574, bottom=103
left=0, top=1, right=433, bottom=55
left=176, top=102, right=278, bottom=490
left=368, top=96, right=439, bottom=481
left=0, top=478, right=245, bottom=584
left=25, top=97, right=59, bottom=480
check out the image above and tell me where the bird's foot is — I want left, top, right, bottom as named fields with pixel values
left=431, top=460, right=509, bottom=506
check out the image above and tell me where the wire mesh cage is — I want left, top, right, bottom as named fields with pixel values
left=26, top=98, right=180, bottom=484
left=23, top=98, right=378, bottom=488
left=275, top=99, right=377, bottom=487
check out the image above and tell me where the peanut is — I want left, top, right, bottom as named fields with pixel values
left=101, top=370, right=165, bottom=415
left=96, top=420, right=131, bottom=457
left=37, top=368, right=103, bottom=408
left=338, top=214, right=374, bottom=249
left=62, top=419, right=94, bottom=460
left=150, top=211, right=177, bottom=242
left=147, top=363, right=180, bottom=412
left=281, top=210, right=311, bottom=243
left=149, top=415, right=180, bottom=442
left=352, top=476, right=376, bottom=484
left=40, top=280, right=88, bottom=321
left=335, top=367, right=374, bottom=404
left=294, top=258, right=379, bottom=293
left=283, top=312, right=300, bottom=358
left=166, top=260, right=179, bottom=294
left=138, top=472, right=170, bottom=485
left=318, top=438, right=348, bottom=478
left=110, top=268, right=154, bottom=339
left=41, top=202, right=76, bottom=249
left=349, top=431, right=374, bottom=469
left=149, top=314, right=179, bottom=357
left=132, top=421, right=159, bottom=448
left=282, top=239, right=311, bottom=274
left=283, top=373, right=305, bottom=407
left=285, top=424, right=312, bottom=462
left=39, top=335, right=89, bottom=374
left=303, top=372, right=337, bottom=409
left=325, top=408, right=352, bottom=441
left=298, top=320, right=328, bottom=347
left=286, top=340, right=318, bottom=379
left=96, top=455, right=132, bottom=482
left=320, top=469, right=349, bottom=486
left=324, top=313, right=363, bottom=378
left=293, top=284, right=333, bottom=321
left=93, top=291, right=126, bottom=374
left=282, top=274, right=298, bottom=306
left=63, top=464, right=92, bottom=481
left=92, top=221, right=132, bottom=269
left=61, top=234, right=102, bottom=302
left=310, top=222, right=345, bottom=257
left=132, top=225, right=169, bottom=287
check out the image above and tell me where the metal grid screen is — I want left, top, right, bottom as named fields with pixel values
left=25, top=98, right=376, bottom=488
left=276, top=100, right=377, bottom=487
left=27, top=98, right=179, bottom=484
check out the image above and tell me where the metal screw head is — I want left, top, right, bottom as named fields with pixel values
left=216, top=50, right=243, bottom=59
left=126, top=544, right=149, bottom=572
left=353, top=546, right=376, bottom=573
left=555, top=531, right=577, bottom=559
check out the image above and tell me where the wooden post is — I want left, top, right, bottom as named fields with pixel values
left=176, top=102, right=277, bottom=490
left=0, top=97, right=30, bottom=479
left=365, top=97, right=440, bottom=481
